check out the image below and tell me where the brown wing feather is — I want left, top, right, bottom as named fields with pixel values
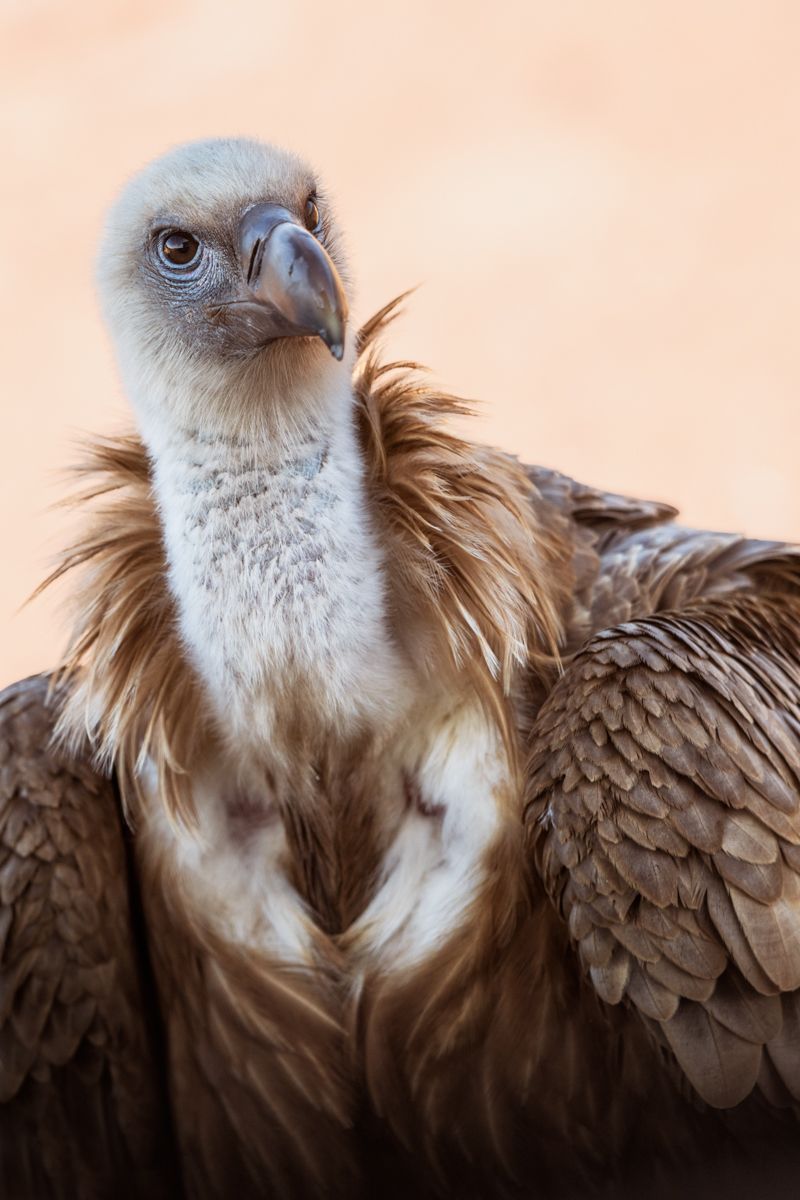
left=531, top=463, right=800, bottom=646
left=526, top=563, right=800, bottom=1111
left=0, top=676, right=178, bottom=1199
left=527, top=464, right=679, bottom=533
left=137, top=850, right=360, bottom=1200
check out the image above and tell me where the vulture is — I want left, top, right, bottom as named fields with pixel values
left=1, top=137, right=800, bottom=1200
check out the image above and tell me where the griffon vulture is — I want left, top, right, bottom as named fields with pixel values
left=1, top=138, right=799, bottom=1200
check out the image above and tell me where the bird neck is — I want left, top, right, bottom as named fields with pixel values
left=144, top=383, right=410, bottom=757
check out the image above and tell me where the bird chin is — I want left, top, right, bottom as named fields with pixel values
left=252, top=333, right=330, bottom=370
left=206, top=304, right=339, bottom=367
left=235, top=333, right=347, bottom=410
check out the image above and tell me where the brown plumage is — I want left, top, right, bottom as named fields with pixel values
left=0, top=677, right=180, bottom=1200
left=3, top=138, right=800, bottom=1199
left=41, top=297, right=566, bottom=829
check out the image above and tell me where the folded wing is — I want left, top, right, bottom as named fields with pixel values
left=525, top=526, right=800, bottom=1109
left=0, top=676, right=177, bottom=1198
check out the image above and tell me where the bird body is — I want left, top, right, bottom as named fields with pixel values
left=2, top=138, right=799, bottom=1198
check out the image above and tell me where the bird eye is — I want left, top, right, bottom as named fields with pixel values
left=304, top=196, right=321, bottom=234
left=158, top=230, right=201, bottom=268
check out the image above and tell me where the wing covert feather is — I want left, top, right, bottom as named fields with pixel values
left=526, top=588, right=800, bottom=1110
left=0, top=676, right=178, bottom=1199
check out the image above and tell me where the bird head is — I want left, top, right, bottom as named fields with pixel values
left=98, top=138, right=353, bottom=444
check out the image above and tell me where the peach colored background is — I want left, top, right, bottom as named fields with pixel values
left=2, top=1, right=799, bottom=690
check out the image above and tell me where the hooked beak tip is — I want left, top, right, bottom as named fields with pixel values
left=238, top=204, right=349, bottom=360
left=314, top=302, right=347, bottom=361
left=319, top=319, right=346, bottom=361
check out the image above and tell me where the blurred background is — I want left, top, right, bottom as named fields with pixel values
left=2, top=0, right=799, bottom=688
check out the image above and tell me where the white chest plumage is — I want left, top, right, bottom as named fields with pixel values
left=142, top=406, right=510, bottom=975
left=143, top=694, right=509, bottom=970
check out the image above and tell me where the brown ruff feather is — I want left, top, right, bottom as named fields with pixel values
left=40, top=298, right=567, bottom=822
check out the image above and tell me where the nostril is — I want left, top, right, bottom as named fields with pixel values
left=246, top=237, right=263, bottom=288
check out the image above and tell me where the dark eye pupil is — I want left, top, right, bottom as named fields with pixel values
left=304, top=198, right=321, bottom=232
left=161, top=231, right=199, bottom=265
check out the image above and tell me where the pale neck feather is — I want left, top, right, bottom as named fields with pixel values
left=137, top=370, right=412, bottom=757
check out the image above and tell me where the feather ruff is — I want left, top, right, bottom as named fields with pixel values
left=39, top=298, right=568, bottom=823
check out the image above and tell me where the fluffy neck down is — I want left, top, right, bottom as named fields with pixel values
left=149, top=406, right=410, bottom=758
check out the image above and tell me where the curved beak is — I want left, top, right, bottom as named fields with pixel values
left=238, top=203, right=348, bottom=360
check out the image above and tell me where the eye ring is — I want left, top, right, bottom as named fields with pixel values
left=304, top=196, right=322, bottom=235
left=157, top=230, right=202, bottom=269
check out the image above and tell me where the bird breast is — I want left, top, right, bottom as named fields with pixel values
left=141, top=689, right=511, bottom=971
left=141, top=416, right=514, bottom=972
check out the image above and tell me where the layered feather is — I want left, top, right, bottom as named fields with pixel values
left=40, top=299, right=568, bottom=823
left=527, top=583, right=800, bottom=1110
